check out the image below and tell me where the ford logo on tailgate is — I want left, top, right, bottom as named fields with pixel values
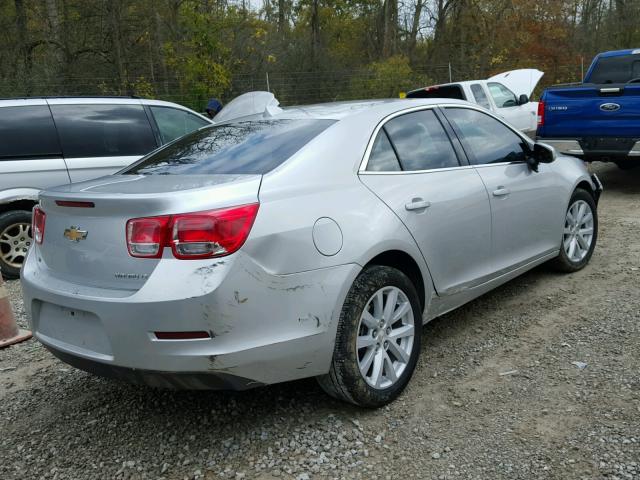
left=600, top=102, right=621, bottom=112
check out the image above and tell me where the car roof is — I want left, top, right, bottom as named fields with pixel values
left=264, top=98, right=471, bottom=121
left=0, top=96, right=211, bottom=120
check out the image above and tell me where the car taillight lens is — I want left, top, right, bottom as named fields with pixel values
left=537, top=101, right=545, bottom=127
left=32, top=206, right=46, bottom=245
left=126, top=216, right=170, bottom=258
left=126, top=203, right=259, bottom=260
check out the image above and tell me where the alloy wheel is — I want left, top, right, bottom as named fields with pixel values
left=0, top=222, right=32, bottom=269
left=563, top=199, right=594, bottom=263
left=357, top=286, right=415, bottom=389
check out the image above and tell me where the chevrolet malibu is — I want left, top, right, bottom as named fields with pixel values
left=21, top=99, right=601, bottom=407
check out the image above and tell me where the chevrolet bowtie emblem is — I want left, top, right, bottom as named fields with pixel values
left=63, top=227, right=88, bottom=242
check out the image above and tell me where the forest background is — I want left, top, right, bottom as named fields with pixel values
left=2, top=0, right=639, bottom=110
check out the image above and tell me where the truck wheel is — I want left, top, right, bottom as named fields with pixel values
left=615, top=160, right=638, bottom=170
left=0, top=210, right=33, bottom=279
left=317, top=265, right=422, bottom=407
left=550, top=189, right=597, bottom=273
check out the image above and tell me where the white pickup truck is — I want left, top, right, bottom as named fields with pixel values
left=406, top=69, right=544, bottom=136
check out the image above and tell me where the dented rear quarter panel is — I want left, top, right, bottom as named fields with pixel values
left=251, top=110, right=437, bottom=318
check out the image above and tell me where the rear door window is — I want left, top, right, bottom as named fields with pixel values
left=0, top=106, right=61, bottom=159
left=50, top=104, right=157, bottom=158
left=470, top=84, right=491, bottom=109
left=150, top=106, right=210, bottom=144
left=382, top=110, right=460, bottom=171
left=123, top=119, right=334, bottom=175
left=366, top=130, right=401, bottom=171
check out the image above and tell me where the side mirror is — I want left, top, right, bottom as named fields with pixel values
left=525, top=142, right=556, bottom=172
left=518, top=94, right=529, bottom=105
left=533, top=142, right=556, bottom=163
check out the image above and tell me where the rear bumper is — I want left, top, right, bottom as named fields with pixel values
left=45, top=344, right=262, bottom=390
left=538, top=137, right=640, bottom=161
left=21, top=248, right=359, bottom=389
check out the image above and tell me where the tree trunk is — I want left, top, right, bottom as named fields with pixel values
left=15, top=0, right=30, bottom=93
left=427, top=0, right=454, bottom=63
left=310, top=0, right=320, bottom=67
left=154, top=10, right=170, bottom=95
left=45, top=0, right=65, bottom=82
left=382, top=0, right=398, bottom=58
left=407, top=0, right=423, bottom=60
left=106, top=0, right=127, bottom=93
left=278, top=0, right=286, bottom=33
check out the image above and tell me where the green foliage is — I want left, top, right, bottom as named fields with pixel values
left=343, top=56, right=431, bottom=99
left=163, top=1, right=233, bottom=107
left=0, top=0, right=636, bottom=107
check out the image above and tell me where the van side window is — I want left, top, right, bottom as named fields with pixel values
left=0, top=106, right=61, bottom=159
left=50, top=104, right=157, bottom=158
left=150, top=106, right=210, bottom=144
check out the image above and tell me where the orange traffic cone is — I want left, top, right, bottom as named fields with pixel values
left=0, top=273, right=31, bottom=348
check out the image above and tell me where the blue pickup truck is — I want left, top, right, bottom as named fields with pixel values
left=537, top=49, right=640, bottom=169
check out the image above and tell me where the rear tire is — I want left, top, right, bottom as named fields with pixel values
left=615, top=160, right=638, bottom=170
left=550, top=189, right=597, bottom=273
left=0, top=210, right=33, bottom=279
left=317, top=265, right=422, bottom=407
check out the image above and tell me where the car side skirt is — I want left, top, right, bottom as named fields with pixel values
left=427, top=249, right=559, bottom=321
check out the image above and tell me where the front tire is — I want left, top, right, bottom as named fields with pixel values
left=0, top=210, right=33, bottom=279
left=550, top=189, right=598, bottom=272
left=317, top=265, right=422, bottom=407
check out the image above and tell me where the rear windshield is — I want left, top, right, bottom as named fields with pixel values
left=406, top=85, right=465, bottom=100
left=588, top=54, right=640, bottom=84
left=123, top=119, right=334, bottom=175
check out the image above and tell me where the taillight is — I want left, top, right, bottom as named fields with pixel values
left=537, top=101, right=545, bottom=127
left=126, top=203, right=259, bottom=260
left=32, top=206, right=46, bottom=245
left=126, top=216, right=170, bottom=258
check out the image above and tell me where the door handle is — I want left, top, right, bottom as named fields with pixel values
left=405, top=198, right=431, bottom=211
left=492, top=187, right=511, bottom=197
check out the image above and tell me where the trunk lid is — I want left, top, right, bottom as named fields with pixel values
left=37, top=174, right=261, bottom=291
left=539, top=84, right=640, bottom=137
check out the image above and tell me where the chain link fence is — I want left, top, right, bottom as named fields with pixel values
left=0, top=62, right=584, bottom=112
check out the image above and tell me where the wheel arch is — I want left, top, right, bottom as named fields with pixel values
left=363, top=249, right=427, bottom=312
left=0, top=200, right=37, bottom=216
left=0, top=188, right=40, bottom=215
left=575, top=179, right=600, bottom=205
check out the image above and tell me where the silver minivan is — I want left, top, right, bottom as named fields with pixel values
left=0, top=97, right=211, bottom=278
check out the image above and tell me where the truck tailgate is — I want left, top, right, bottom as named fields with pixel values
left=539, top=84, right=640, bottom=138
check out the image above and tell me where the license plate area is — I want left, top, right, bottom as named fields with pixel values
left=36, top=302, right=113, bottom=356
left=582, top=137, right=636, bottom=152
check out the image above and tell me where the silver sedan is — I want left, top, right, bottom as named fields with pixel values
left=21, top=98, right=601, bottom=407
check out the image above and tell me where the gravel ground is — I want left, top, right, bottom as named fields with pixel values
left=1, top=162, right=639, bottom=480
